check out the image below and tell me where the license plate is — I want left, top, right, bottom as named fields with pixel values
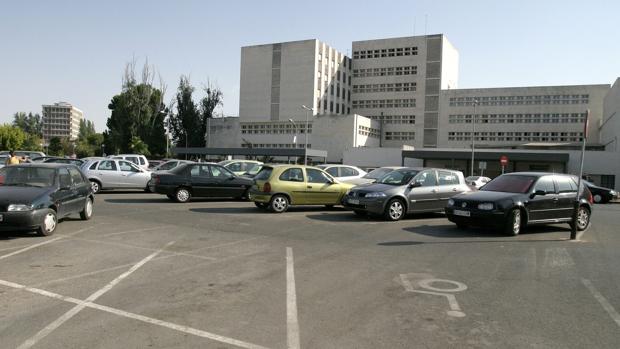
left=348, top=198, right=360, bottom=205
left=453, top=209, right=470, bottom=217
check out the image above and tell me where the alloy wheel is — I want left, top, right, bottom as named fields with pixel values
left=512, top=210, right=521, bottom=235
left=44, top=213, right=56, bottom=233
left=577, top=207, right=590, bottom=230
left=388, top=200, right=404, bottom=221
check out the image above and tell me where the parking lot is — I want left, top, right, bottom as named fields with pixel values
left=1, top=193, right=620, bottom=348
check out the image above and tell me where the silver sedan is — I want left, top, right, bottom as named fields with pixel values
left=81, top=159, right=152, bottom=193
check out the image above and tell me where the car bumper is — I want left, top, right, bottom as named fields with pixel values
left=0, top=209, right=47, bottom=232
left=248, top=189, right=273, bottom=203
left=341, top=195, right=387, bottom=214
left=444, top=207, right=507, bottom=227
left=152, top=184, right=177, bottom=196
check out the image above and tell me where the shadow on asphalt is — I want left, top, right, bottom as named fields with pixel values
left=104, top=197, right=245, bottom=204
left=306, top=211, right=446, bottom=223
left=0, top=231, right=39, bottom=240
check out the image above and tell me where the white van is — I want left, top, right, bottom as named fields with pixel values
left=109, top=154, right=149, bottom=170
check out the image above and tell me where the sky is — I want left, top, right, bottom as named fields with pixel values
left=1, top=0, right=618, bottom=132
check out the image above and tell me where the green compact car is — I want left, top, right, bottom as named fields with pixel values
left=249, top=165, right=354, bottom=212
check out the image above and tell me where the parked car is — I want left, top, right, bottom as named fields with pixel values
left=347, top=166, right=405, bottom=185
left=82, top=159, right=152, bottom=194
left=152, top=160, right=194, bottom=172
left=218, top=160, right=263, bottom=176
left=343, top=168, right=470, bottom=221
left=249, top=165, right=354, bottom=212
left=109, top=154, right=149, bottom=170
left=316, top=164, right=368, bottom=183
left=147, top=160, right=166, bottom=169
left=465, top=176, right=492, bottom=188
left=584, top=180, right=617, bottom=203
left=445, top=172, right=593, bottom=236
left=0, top=163, right=94, bottom=236
left=150, top=163, right=253, bottom=202
left=0, top=155, right=7, bottom=169
left=0, top=150, right=46, bottom=159
left=41, top=157, right=84, bottom=167
left=241, top=164, right=264, bottom=178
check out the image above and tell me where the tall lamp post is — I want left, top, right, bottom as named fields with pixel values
left=470, top=99, right=479, bottom=177
left=301, top=105, right=313, bottom=165
left=288, top=119, right=298, bottom=164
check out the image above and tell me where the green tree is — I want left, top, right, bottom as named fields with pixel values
left=47, top=137, right=63, bottom=156
left=105, top=60, right=167, bottom=156
left=22, top=134, right=44, bottom=151
left=130, top=136, right=150, bottom=156
left=167, top=76, right=201, bottom=148
left=12, top=112, right=42, bottom=137
left=200, top=82, right=223, bottom=147
left=78, top=119, right=96, bottom=140
left=0, top=124, right=26, bottom=150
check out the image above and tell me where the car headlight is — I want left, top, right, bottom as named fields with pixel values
left=8, top=204, right=33, bottom=212
left=365, top=192, right=387, bottom=198
left=477, top=203, right=494, bottom=210
left=610, top=190, right=617, bottom=196
left=447, top=199, right=455, bottom=206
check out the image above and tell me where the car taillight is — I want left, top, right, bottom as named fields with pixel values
left=263, top=182, right=271, bottom=193
left=153, top=175, right=160, bottom=185
left=587, top=190, right=593, bottom=204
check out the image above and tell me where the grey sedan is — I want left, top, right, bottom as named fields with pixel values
left=342, top=167, right=471, bottom=221
left=81, top=159, right=152, bottom=194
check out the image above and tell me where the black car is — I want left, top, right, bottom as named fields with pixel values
left=0, top=163, right=94, bottom=236
left=445, top=172, right=593, bottom=236
left=41, top=157, right=85, bottom=167
left=150, top=163, right=254, bottom=203
left=584, top=181, right=617, bottom=204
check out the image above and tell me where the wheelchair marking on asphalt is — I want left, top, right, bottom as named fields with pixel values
left=399, top=274, right=468, bottom=318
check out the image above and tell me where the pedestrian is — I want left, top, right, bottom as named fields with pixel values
left=5, top=150, right=21, bottom=165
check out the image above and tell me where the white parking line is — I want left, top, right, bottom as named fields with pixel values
left=0, top=277, right=270, bottom=349
left=15, top=241, right=175, bottom=349
left=582, top=279, right=620, bottom=328
left=286, top=247, right=301, bottom=349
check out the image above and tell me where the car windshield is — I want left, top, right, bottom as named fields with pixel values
left=364, top=168, right=396, bottom=179
left=0, top=166, right=56, bottom=187
left=377, top=169, right=419, bottom=185
left=480, top=175, right=537, bottom=193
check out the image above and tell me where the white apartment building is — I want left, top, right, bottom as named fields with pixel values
left=42, top=102, right=83, bottom=143
left=351, top=34, right=459, bottom=148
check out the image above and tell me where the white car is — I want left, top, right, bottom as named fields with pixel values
left=465, top=176, right=491, bottom=188
left=109, top=154, right=149, bottom=170
left=316, top=164, right=367, bottom=183
left=218, top=160, right=263, bottom=176
left=82, top=158, right=152, bottom=193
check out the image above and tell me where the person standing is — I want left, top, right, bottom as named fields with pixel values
left=5, top=151, right=21, bottom=165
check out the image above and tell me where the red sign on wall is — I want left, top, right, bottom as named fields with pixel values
left=500, top=155, right=508, bottom=166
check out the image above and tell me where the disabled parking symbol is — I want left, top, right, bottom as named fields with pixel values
left=399, top=274, right=468, bottom=318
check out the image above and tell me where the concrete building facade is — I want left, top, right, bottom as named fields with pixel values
left=351, top=34, right=459, bottom=148
left=601, top=78, right=620, bottom=152
left=42, top=102, right=83, bottom=143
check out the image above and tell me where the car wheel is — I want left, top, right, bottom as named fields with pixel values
left=270, top=195, right=289, bottom=213
left=175, top=187, right=191, bottom=203
left=37, top=209, right=58, bottom=236
left=90, top=180, right=101, bottom=194
left=144, top=185, right=152, bottom=193
left=505, top=209, right=522, bottom=236
left=574, top=206, right=590, bottom=231
left=255, top=202, right=268, bottom=209
left=593, top=194, right=602, bottom=203
left=353, top=210, right=366, bottom=217
left=80, top=198, right=94, bottom=220
left=384, top=199, right=405, bottom=221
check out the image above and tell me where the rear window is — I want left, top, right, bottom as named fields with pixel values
left=482, top=175, right=537, bottom=193
left=254, top=167, right=273, bottom=181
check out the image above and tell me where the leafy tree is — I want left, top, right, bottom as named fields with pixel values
left=0, top=124, right=26, bottom=150
left=130, top=136, right=150, bottom=156
left=78, top=119, right=96, bottom=140
left=12, top=112, right=42, bottom=137
left=105, top=60, right=167, bottom=156
left=22, top=134, right=44, bottom=151
left=200, top=82, right=223, bottom=147
left=47, top=137, right=63, bottom=156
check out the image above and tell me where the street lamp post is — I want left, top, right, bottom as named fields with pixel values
left=470, top=99, right=479, bottom=177
left=288, top=119, right=298, bottom=164
left=301, top=105, right=313, bottom=165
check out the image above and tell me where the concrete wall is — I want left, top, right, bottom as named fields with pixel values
left=312, top=114, right=380, bottom=162
left=207, top=117, right=241, bottom=148
left=343, top=146, right=420, bottom=169
left=239, top=44, right=273, bottom=120
left=441, top=37, right=459, bottom=90
left=601, top=78, right=620, bottom=152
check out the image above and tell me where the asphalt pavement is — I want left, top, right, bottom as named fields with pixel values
left=1, top=192, right=619, bottom=348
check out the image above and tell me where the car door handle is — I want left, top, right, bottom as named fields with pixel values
left=307, top=186, right=313, bottom=188
left=452, top=188, right=458, bottom=192
left=553, top=197, right=559, bottom=202
left=431, top=189, right=437, bottom=193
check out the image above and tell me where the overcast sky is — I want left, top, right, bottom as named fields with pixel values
left=1, top=0, right=618, bottom=131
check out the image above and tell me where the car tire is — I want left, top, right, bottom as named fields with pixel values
left=255, top=202, right=268, bottom=209
left=353, top=210, right=366, bottom=217
left=37, top=209, right=58, bottom=236
left=269, top=195, right=289, bottom=213
left=570, top=206, right=590, bottom=231
left=504, top=208, right=522, bottom=236
left=80, top=198, right=94, bottom=220
left=384, top=198, right=405, bottom=221
left=174, top=187, right=191, bottom=203
left=90, top=180, right=101, bottom=194
left=593, top=194, right=602, bottom=203
left=144, top=185, right=152, bottom=193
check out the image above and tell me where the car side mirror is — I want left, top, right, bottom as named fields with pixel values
left=531, top=190, right=546, bottom=198
left=409, top=181, right=422, bottom=188
left=60, top=185, right=71, bottom=191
